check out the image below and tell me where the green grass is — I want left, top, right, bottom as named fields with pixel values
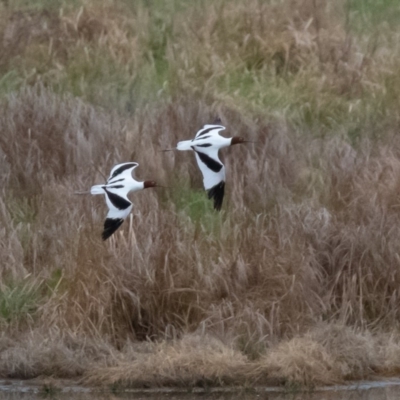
left=348, top=0, right=400, bottom=32
left=51, top=50, right=139, bottom=111
left=6, top=197, right=37, bottom=253
left=0, top=270, right=63, bottom=325
left=0, top=71, right=24, bottom=98
left=46, top=268, right=64, bottom=295
left=6, top=0, right=80, bottom=11
left=7, top=197, right=37, bottom=225
left=0, top=281, right=40, bottom=324
left=175, top=187, right=212, bottom=217
left=170, top=183, right=218, bottom=222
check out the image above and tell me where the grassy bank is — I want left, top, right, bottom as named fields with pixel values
left=1, top=0, right=400, bottom=389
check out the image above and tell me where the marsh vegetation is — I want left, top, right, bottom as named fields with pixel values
left=1, top=0, right=400, bottom=389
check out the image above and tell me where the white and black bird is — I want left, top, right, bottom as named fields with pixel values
left=170, top=120, right=250, bottom=211
left=90, top=162, right=157, bottom=240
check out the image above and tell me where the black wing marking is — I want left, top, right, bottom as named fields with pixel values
left=102, top=218, right=124, bottom=240
left=104, top=188, right=131, bottom=210
left=109, top=163, right=138, bottom=181
left=107, top=178, right=125, bottom=184
left=195, top=150, right=223, bottom=173
left=207, top=182, right=225, bottom=211
left=196, top=143, right=212, bottom=148
left=193, top=135, right=211, bottom=142
left=196, top=126, right=224, bottom=138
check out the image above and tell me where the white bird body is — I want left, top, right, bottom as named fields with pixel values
left=177, top=126, right=231, bottom=151
left=175, top=123, right=246, bottom=210
left=89, top=162, right=156, bottom=240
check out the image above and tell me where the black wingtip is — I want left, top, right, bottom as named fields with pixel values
left=102, top=218, right=124, bottom=240
left=207, top=182, right=225, bottom=211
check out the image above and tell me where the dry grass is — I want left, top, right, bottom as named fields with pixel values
left=0, top=0, right=400, bottom=389
left=0, top=330, right=114, bottom=379
left=85, top=334, right=250, bottom=387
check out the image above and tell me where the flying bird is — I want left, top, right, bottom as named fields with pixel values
left=89, top=162, right=157, bottom=240
left=167, top=121, right=251, bottom=211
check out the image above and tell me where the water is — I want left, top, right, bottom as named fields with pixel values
left=1, top=380, right=400, bottom=400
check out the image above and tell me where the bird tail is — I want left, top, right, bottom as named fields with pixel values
left=90, top=185, right=105, bottom=195
left=177, top=140, right=193, bottom=151
left=102, top=218, right=124, bottom=240
left=207, top=182, right=225, bottom=211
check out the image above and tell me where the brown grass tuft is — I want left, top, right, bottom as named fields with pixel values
left=0, top=329, right=114, bottom=379
left=84, top=334, right=249, bottom=387
left=256, top=337, right=340, bottom=387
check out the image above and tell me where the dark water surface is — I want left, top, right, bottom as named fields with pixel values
left=1, top=380, right=400, bottom=400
